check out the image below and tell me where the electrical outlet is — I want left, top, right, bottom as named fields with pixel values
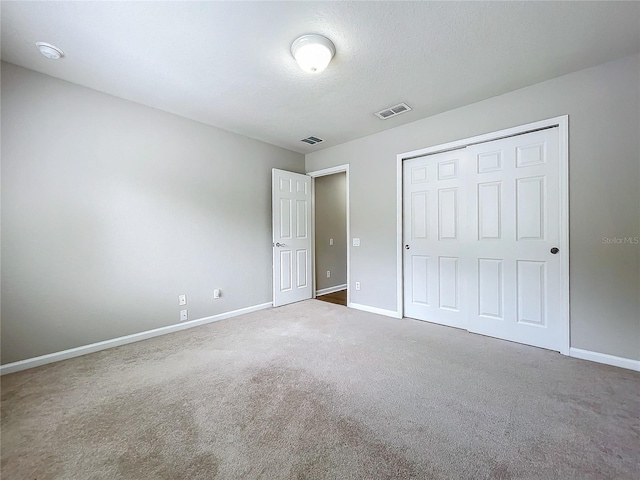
left=355, top=282, right=361, bottom=291
left=326, top=270, right=331, bottom=278
left=180, top=309, right=188, bottom=321
left=213, top=289, right=221, bottom=299
left=329, top=238, right=333, bottom=246
left=178, top=294, right=186, bottom=306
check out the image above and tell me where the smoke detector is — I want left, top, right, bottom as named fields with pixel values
left=374, top=102, right=412, bottom=120
left=36, top=42, right=64, bottom=60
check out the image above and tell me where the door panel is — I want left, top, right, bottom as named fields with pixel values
left=273, top=169, right=312, bottom=307
left=411, top=192, right=428, bottom=239
left=516, top=176, right=545, bottom=240
left=280, top=250, right=292, bottom=291
left=280, top=198, right=292, bottom=238
left=296, top=249, right=308, bottom=287
left=438, top=188, right=458, bottom=240
left=478, top=182, right=502, bottom=240
left=411, top=255, right=430, bottom=305
left=516, top=260, right=546, bottom=326
left=438, top=256, right=459, bottom=311
left=478, top=258, right=503, bottom=319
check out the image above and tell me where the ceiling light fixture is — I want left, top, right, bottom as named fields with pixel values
left=36, top=42, right=64, bottom=60
left=291, top=34, right=335, bottom=74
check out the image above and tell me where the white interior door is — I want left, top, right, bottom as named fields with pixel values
left=272, top=169, right=312, bottom=307
left=403, top=149, right=468, bottom=329
left=466, top=129, right=563, bottom=350
left=402, top=127, right=565, bottom=352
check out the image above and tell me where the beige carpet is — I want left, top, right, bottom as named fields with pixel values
left=1, top=300, right=639, bottom=479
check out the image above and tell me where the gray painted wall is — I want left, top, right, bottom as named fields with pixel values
left=1, top=62, right=305, bottom=364
left=306, top=54, right=640, bottom=361
left=314, top=173, right=347, bottom=292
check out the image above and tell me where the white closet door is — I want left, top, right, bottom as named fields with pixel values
left=466, top=128, right=563, bottom=350
left=403, top=150, right=468, bottom=329
left=402, top=127, right=564, bottom=352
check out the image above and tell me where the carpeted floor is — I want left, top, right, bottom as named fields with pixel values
left=1, top=300, right=639, bottom=479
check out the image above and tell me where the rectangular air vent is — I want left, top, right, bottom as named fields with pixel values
left=374, top=102, right=412, bottom=120
left=301, top=136, right=324, bottom=145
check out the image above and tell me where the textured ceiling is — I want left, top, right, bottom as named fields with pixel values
left=2, top=1, right=639, bottom=153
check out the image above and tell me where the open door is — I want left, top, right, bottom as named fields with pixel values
left=272, top=169, right=312, bottom=307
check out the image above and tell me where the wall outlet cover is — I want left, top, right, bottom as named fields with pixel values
left=178, top=294, right=187, bottom=306
left=180, top=309, right=188, bottom=321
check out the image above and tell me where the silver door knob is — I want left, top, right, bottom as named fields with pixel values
left=275, top=242, right=286, bottom=247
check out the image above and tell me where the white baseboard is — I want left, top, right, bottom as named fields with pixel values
left=316, top=284, right=347, bottom=297
left=0, top=302, right=273, bottom=376
left=348, top=302, right=402, bottom=319
left=569, top=347, right=640, bottom=372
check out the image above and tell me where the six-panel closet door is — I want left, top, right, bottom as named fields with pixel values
left=403, top=127, right=563, bottom=351
left=465, top=129, right=562, bottom=350
left=403, top=149, right=469, bottom=330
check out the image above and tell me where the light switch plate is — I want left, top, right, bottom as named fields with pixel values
left=352, top=238, right=360, bottom=247
left=329, top=238, right=333, bottom=246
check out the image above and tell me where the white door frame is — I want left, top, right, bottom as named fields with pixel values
left=396, top=116, right=570, bottom=355
left=307, top=164, right=350, bottom=306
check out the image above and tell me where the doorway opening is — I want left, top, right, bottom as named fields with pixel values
left=308, top=165, right=350, bottom=307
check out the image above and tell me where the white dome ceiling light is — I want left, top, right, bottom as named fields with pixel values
left=291, top=34, right=335, bottom=74
left=36, top=42, right=64, bottom=60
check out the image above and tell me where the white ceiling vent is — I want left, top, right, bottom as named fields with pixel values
left=374, top=102, right=412, bottom=120
left=300, top=136, right=324, bottom=145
